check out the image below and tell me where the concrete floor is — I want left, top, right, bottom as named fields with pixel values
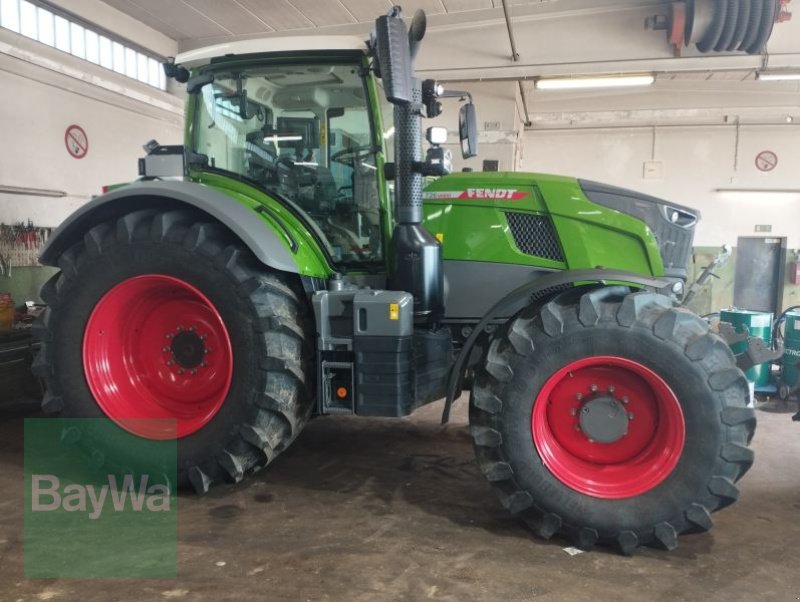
left=0, top=397, right=798, bottom=601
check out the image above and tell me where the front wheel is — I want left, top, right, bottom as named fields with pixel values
left=470, top=287, right=756, bottom=554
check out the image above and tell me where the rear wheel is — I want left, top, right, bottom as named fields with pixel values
left=470, top=287, right=755, bottom=554
left=33, top=210, right=314, bottom=492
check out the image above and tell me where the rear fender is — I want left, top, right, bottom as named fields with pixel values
left=40, top=180, right=304, bottom=274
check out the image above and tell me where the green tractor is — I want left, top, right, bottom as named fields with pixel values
left=34, top=7, right=754, bottom=554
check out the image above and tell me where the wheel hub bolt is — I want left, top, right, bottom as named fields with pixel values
left=608, top=385, right=615, bottom=393
left=628, top=412, right=635, bottom=420
left=162, top=346, right=169, bottom=352
left=590, top=384, right=598, bottom=393
left=576, top=393, right=583, bottom=401
left=570, top=408, right=578, bottom=416
left=621, top=396, right=629, bottom=404
left=166, top=360, right=173, bottom=366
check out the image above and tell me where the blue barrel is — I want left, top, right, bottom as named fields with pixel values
left=720, top=309, right=773, bottom=387
left=783, top=312, right=800, bottom=388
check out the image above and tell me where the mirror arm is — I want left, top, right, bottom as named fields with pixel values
left=186, top=72, right=214, bottom=95
left=439, top=90, right=473, bottom=103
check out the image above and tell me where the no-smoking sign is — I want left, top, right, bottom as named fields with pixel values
left=755, top=150, right=778, bottom=172
left=64, top=124, right=88, bottom=159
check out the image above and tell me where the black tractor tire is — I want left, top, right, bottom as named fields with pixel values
left=32, top=209, right=314, bottom=493
left=469, top=287, right=755, bottom=554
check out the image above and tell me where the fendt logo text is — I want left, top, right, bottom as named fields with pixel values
left=422, top=189, right=529, bottom=201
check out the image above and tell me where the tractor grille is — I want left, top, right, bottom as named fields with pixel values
left=505, top=212, right=564, bottom=262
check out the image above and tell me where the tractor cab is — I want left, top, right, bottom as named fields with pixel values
left=179, top=44, right=390, bottom=268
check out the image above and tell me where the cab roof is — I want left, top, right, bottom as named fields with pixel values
left=175, top=36, right=368, bottom=68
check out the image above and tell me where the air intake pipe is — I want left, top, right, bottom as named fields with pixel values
left=376, top=8, right=444, bottom=325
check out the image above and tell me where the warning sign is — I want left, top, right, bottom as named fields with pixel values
left=64, top=125, right=88, bottom=159
left=755, top=150, right=778, bottom=172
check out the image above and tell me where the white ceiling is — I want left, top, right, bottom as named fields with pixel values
left=78, top=0, right=799, bottom=134
left=98, top=0, right=560, bottom=41
left=96, top=0, right=800, bottom=103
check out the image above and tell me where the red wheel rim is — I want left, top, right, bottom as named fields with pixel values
left=531, top=356, right=685, bottom=499
left=83, top=275, right=233, bottom=440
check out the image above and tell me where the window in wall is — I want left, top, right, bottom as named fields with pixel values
left=0, top=0, right=20, bottom=32
left=124, top=47, right=136, bottom=79
left=147, top=56, right=159, bottom=88
left=35, top=6, right=52, bottom=46
left=54, top=14, right=69, bottom=52
left=85, top=29, right=98, bottom=64
left=18, top=0, right=35, bottom=38
left=98, top=35, right=112, bottom=69
left=136, top=52, right=148, bottom=84
left=0, top=0, right=166, bottom=90
left=111, top=41, right=125, bottom=74
left=70, top=22, right=84, bottom=58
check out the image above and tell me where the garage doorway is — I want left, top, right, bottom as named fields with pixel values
left=733, top=236, right=786, bottom=315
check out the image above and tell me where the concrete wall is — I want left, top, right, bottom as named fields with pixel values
left=429, top=81, right=520, bottom=173
left=0, top=5, right=183, bottom=301
left=519, top=123, right=800, bottom=314
left=0, top=29, right=183, bottom=228
left=520, top=123, right=800, bottom=248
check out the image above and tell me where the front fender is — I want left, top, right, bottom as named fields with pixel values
left=40, top=180, right=304, bottom=275
left=441, top=268, right=672, bottom=424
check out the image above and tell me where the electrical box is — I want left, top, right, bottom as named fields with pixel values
left=791, top=262, right=800, bottom=285
left=312, top=288, right=414, bottom=417
left=353, top=291, right=414, bottom=416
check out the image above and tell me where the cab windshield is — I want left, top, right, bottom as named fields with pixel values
left=192, top=61, right=386, bottom=266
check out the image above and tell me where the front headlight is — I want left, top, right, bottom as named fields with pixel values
left=661, top=205, right=698, bottom=229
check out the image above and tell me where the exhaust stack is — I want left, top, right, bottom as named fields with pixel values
left=374, top=8, right=443, bottom=324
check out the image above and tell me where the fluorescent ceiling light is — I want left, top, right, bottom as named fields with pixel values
left=757, top=71, right=800, bottom=81
left=536, top=75, right=655, bottom=90
left=263, top=135, right=302, bottom=143
left=717, top=188, right=800, bottom=201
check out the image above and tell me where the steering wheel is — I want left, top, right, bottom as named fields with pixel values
left=331, top=145, right=374, bottom=167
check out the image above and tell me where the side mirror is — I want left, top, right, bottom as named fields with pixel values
left=163, top=58, right=189, bottom=83
left=373, top=14, right=413, bottom=104
left=459, top=102, right=478, bottom=159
